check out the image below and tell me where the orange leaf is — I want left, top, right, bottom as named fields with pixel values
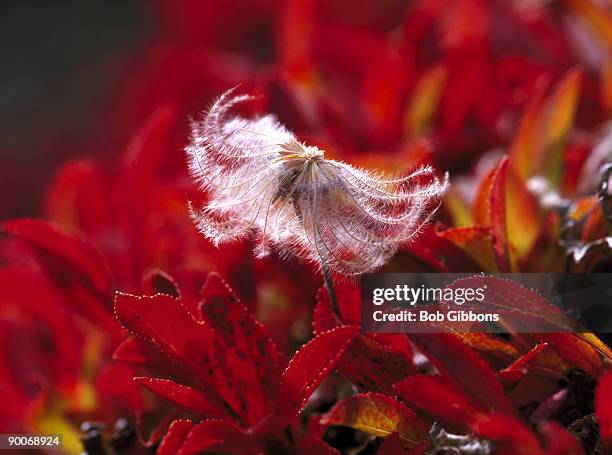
left=321, top=393, right=428, bottom=447
left=437, top=226, right=498, bottom=271
left=459, top=333, right=520, bottom=363
left=535, top=333, right=607, bottom=378
left=509, top=76, right=549, bottom=179
left=444, top=187, right=473, bottom=227
left=405, top=63, right=448, bottom=136
left=506, top=169, right=541, bottom=260
left=568, top=196, right=599, bottom=222
left=575, top=332, right=612, bottom=361
left=542, top=69, right=581, bottom=187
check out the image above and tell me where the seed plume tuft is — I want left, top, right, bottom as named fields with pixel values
left=187, top=89, right=449, bottom=275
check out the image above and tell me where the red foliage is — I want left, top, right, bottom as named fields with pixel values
left=1, top=1, right=612, bottom=454
left=596, top=372, right=612, bottom=449
left=114, top=275, right=357, bottom=453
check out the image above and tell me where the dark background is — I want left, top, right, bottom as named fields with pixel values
left=0, top=0, right=148, bottom=218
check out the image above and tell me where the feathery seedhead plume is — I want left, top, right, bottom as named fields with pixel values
left=187, top=89, right=449, bottom=276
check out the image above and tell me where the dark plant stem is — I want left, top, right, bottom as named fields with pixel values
left=321, top=262, right=340, bottom=317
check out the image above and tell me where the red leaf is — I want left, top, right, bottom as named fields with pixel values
left=361, top=46, right=410, bottom=142
left=596, top=371, right=612, bottom=447
left=377, top=433, right=409, bottom=454
left=0, top=268, right=81, bottom=353
left=114, top=104, right=179, bottom=213
left=313, top=291, right=342, bottom=333
left=506, top=373, right=561, bottom=410
left=440, top=56, right=489, bottom=143
left=474, top=171, right=496, bottom=225
left=474, top=157, right=511, bottom=271
left=377, top=434, right=430, bottom=454
left=336, top=335, right=416, bottom=395
left=1, top=219, right=118, bottom=333
left=405, top=224, right=481, bottom=272
left=178, top=419, right=257, bottom=455
left=498, top=343, right=567, bottom=387
left=135, top=377, right=226, bottom=418
left=395, top=374, right=486, bottom=426
left=604, top=57, right=612, bottom=112
left=445, top=275, right=575, bottom=333
left=472, top=414, right=541, bottom=454
left=44, top=159, right=112, bottom=234
left=157, top=420, right=194, bottom=455
left=113, top=104, right=179, bottom=288
left=539, top=421, right=585, bottom=455
left=142, top=269, right=181, bottom=299
left=112, top=335, right=148, bottom=365
left=408, top=333, right=515, bottom=415
left=114, top=292, right=214, bottom=378
left=0, top=267, right=84, bottom=392
left=321, top=393, right=428, bottom=447
left=135, top=411, right=179, bottom=449
left=113, top=292, right=227, bottom=412
left=275, top=326, right=359, bottom=427
left=2, top=218, right=111, bottom=294
left=316, top=283, right=361, bottom=326
left=407, top=443, right=430, bottom=454
left=96, top=363, right=144, bottom=412
left=0, top=323, right=32, bottom=427
left=278, top=0, right=316, bottom=71
left=115, top=273, right=285, bottom=427
left=199, top=272, right=282, bottom=425
left=314, top=287, right=416, bottom=394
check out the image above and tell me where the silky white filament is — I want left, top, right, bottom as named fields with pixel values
left=187, top=89, right=449, bottom=276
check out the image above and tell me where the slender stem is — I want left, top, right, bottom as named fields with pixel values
left=321, top=262, right=340, bottom=317
left=291, top=190, right=340, bottom=318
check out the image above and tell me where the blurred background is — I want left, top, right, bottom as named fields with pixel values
left=3, top=0, right=610, bottom=220
left=0, top=0, right=148, bottom=218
